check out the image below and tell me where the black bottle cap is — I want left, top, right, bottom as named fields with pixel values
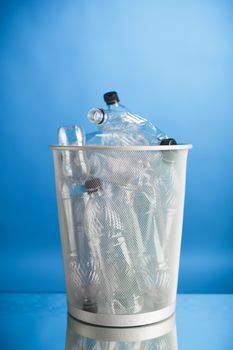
left=103, top=91, right=120, bottom=105
left=160, top=138, right=177, bottom=145
left=85, top=178, right=102, bottom=193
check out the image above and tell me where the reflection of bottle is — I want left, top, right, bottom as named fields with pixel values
left=84, top=178, right=143, bottom=314
left=87, top=91, right=168, bottom=145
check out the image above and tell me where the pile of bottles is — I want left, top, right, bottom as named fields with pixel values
left=58, top=91, right=178, bottom=314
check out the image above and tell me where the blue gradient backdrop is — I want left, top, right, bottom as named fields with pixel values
left=1, top=0, right=233, bottom=293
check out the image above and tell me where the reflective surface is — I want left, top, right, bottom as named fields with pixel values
left=0, top=294, right=232, bottom=349
left=66, top=314, right=178, bottom=349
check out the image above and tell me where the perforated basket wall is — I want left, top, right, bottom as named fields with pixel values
left=51, top=145, right=190, bottom=326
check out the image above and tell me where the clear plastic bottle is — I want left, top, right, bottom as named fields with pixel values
left=84, top=178, right=144, bottom=314
left=58, top=125, right=98, bottom=311
left=119, top=177, right=170, bottom=309
left=137, top=162, right=171, bottom=305
left=86, top=91, right=168, bottom=145
left=58, top=125, right=88, bottom=181
left=58, top=126, right=87, bottom=256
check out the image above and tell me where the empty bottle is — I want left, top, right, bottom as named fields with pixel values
left=58, top=125, right=99, bottom=310
left=122, top=174, right=170, bottom=308
left=57, top=125, right=88, bottom=254
left=87, top=91, right=168, bottom=145
left=58, top=125, right=88, bottom=182
left=84, top=178, right=144, bottom=314
left=139, top=165, right=171, bottom=302
left=87, top=151, right=149, bottom=190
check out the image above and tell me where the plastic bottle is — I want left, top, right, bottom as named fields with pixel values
left=58, top=125, right=98, bottom=311
left=120, top=177, right=170, bottom=308
left=58, top=125, right=88, bottom=181
left=58, top=125, right=87, bottom=255
left=84, top=178, right=144, bottom=314
left=87, top=91, right=168, bottom=145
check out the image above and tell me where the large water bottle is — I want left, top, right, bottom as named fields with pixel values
left=87, top=91, right=168, bottom=145
left=84, top=178, right=144, bottom=314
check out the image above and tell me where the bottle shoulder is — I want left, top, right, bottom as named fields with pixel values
left=86, top=102, right=168, bottom=145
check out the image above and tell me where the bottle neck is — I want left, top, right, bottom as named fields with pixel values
left=106, top=101, right=120, bottom=111
left=97, top=102, right=126, bottom=127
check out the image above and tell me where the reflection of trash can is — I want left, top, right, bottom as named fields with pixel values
left=50, top=144, right=192, bottom=327
left=66, top=313, right=177, bottom=349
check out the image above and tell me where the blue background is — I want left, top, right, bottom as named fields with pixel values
left=1, top=0, right=233, bottom=293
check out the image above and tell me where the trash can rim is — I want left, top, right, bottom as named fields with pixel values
left=49, top=144, right=192, bottom=151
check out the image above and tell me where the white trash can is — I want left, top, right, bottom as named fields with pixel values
left=50, top=144, right=192, bottom=327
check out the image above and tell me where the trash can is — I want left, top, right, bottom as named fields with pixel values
left=50, top=144, right=192, bottom=327
left=66, top=313, right=177, bottom=349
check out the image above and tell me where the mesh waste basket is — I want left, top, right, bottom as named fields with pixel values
left=50, top=144, right=192, bottom=327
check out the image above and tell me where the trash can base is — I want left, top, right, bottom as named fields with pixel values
left=68, top=302, right=176, bottom=327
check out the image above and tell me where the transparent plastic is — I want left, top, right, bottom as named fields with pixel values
left=87, top=102, right=168, bottom=145
left=51, top=144, right=191, bottom=326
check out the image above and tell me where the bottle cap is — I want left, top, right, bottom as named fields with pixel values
left=160, top=138, right=177, bottom=145
left=88, top=108, right=105, bottom=125
left=85, top=178, right=102, bottom=193
left=103, top=91, right=120, bottom=105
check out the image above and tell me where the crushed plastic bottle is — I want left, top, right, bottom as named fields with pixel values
left=87, top=150, right=148, bottom=189
left=87, top=91, right=169, bottom=145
